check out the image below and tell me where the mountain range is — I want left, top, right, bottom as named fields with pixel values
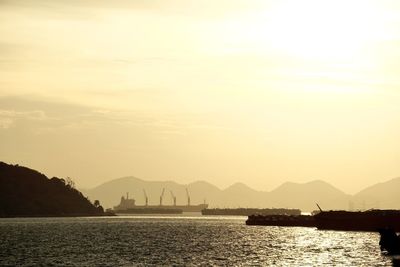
left=82, top=176, right=400, bottom=211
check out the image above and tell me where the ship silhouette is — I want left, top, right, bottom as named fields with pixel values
left=113, top=188, right=208, bottom=214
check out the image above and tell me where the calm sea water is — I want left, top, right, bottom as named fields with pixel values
left=0, top=215, right=397, bottom=266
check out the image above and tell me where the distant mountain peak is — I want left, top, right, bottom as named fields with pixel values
left=224, top=182, right=257, bottom=192
left=188, top=180, right=216, bottom=186
left=279, top=180, right=330, bottom=187
left=95, top=176, right=143, bottom=187
left=306, top=179, right=327, bottom=184
left=229, top=182, right=250, bottom=188
left=304, top=180, right=335, bottom=187
left=187, top=180, right=221, bottom=192
left=115, top=176, right=143, bottom=182
left=382, top=177, right=400, bottom=184
left=82, top=174, right=399, bottom=210
left=356, top=176, right=400, bottom=196
left=271, top=179, right=345, bottom=195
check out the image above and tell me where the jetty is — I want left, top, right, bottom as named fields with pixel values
left=202, top=208, right=301, bottom=216
left=246, top=214, right=316, bottom=227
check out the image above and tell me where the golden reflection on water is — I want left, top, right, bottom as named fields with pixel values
left=0, top=216, right=393, bottom=266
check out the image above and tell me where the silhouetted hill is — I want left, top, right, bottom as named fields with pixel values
left=220, top=183, right=269, bottom=208
left=187, top=180, right=221, bottom=206
left=83, top=175, right=400, bottom=211
left=85, top=177, right=350, bottom=211
left=269, top=180, right=350, bottom=211
left=353, top=177, right=400, bottom=209
left=0, top=162, right=105, bottom=217
left=86, top=176, right=191, bottom=209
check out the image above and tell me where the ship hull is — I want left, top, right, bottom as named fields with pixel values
left=116, top=208, right=182, bottom=214
left=115, top=204, right=208, bottom=213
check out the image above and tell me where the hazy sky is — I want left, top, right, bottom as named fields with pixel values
left=1, top=0, right=400, bottom=193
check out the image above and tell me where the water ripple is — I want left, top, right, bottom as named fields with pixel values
left=0, top=216, right=394, bottom=266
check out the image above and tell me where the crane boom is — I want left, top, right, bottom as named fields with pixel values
left=316, top=203, right=323, bottom=212
left=170, top=190, right=176, bottom=206
left=185, top=188, right=191, bottom=206
left=159, top=188, right=165, bottom=206
left=143, top=189, right=148, bottom=206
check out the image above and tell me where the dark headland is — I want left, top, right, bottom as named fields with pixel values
left=0, top=162, right=111, bottom=217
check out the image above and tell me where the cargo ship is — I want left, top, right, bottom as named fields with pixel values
left=113, top=188, right=208, bottom=214
left=314, top=209, right=400, bottom=232
left=202, top=208, right=301, bottom=216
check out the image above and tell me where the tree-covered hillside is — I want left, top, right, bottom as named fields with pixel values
left=0, top=162, right=104, bottom=217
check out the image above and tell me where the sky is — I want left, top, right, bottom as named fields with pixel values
left=1, top=0, right=400, bottom=194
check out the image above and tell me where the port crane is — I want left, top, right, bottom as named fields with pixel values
left=186, top=188, right=191, bottom=206
left=169, top=190, right=177, bottom=206
left=159, top=188, right=165, bottom=206
left=143, top=189, right=148, bottom=206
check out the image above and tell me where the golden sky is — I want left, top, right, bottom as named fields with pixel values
left=1, top=0, right=400, bottom=193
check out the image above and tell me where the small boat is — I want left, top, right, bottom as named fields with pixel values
left=378, top=228, right=400, bottom=255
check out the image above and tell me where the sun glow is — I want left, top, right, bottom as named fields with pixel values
left=263, top=1, right=384, bottom=61
left=206, top=1, right=392, bottom=95
left=2, top=0, right=400, bottom=194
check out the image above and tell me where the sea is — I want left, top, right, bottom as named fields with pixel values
left=0, top=214, right=397, bottom=266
